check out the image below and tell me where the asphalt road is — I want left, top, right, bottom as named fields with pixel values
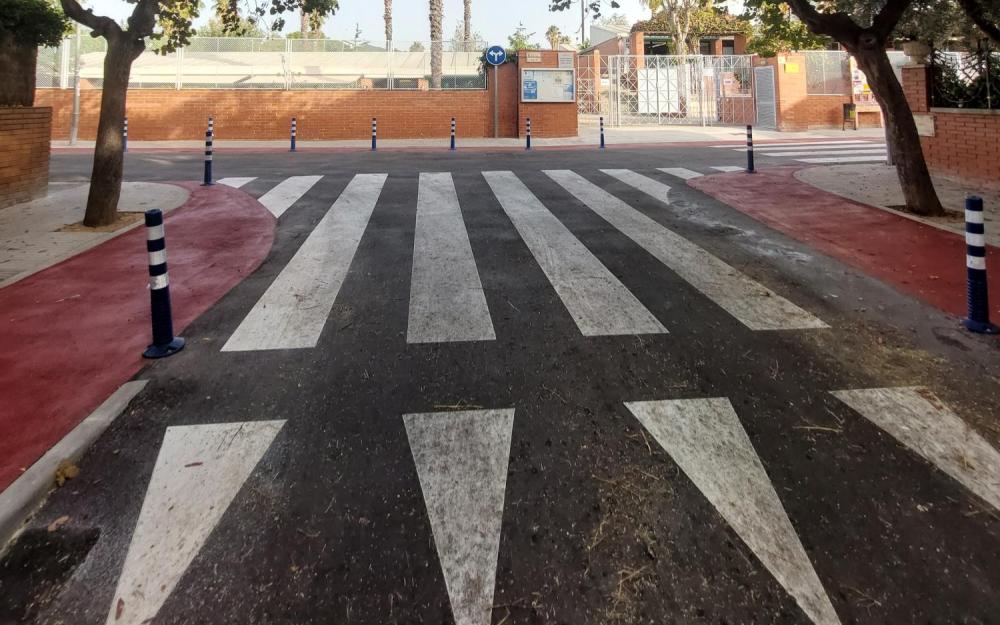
left=3, top=142, right=999, bottom=625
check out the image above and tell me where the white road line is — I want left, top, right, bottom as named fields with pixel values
left=408, top=173, right=495, bottom=343
left=223, top=174, right=387, bottom=351
left=217, top=177, right=256, bottom=189
left=741, top=143, right=880, bottom=153
left=600, top=169, right=671, bottom=205
left=711, top=166, right=745, bottom=173
left=832, top=387, right=1000, bottom=512
left=544, top=170, right=826, bottom=331
left=658, top=167, right=703, bottom=180
left=404, top=408, right=514, bottom=625
left=257, top=175, right=323, bottom=218
left=796, top=155, right=889, bottom=164
left=762, top=149, right=887, bottom=158
left=626, top=399, right=842, bottom=625
left=106, top=420, right=285, bottom=625
left=712, top=140, right=876, bottom=149
left=483, top=170, right=666, bottom=336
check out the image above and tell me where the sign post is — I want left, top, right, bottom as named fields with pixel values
left=485, top=45, right=506, bottom=139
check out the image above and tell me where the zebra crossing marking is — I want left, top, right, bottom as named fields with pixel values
left=403, top=408, right=514, bottom=625
left=832, top=387, right=1000, bottom=512
left=483, top=170, right=667, bottom=336
left=222, top=174, right=387, bottom=351
left=796, top=155, right=889, bottom=164
left=217, top=177, right=256, bottom=189
left=625, top=398, right=842, bottom=625
left=711, top=166, right=745, bottom=173
left=545, top=170, right=827, bottom=331
left=658, top=167, right=703, bottom=180
left=408, top=173, right=496, bottom=343
left=257, top=175, right=323, bottom=218
left=761, top=148, right=887, bottom=158
left=600, top=169, right=672, bottom=205
left=717, top=140, right=876, bottom=150
left=106, top=421, right=285, bottom=625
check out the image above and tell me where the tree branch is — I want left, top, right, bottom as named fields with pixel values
left=783, top=0, right=861, bottom=43
left=957, top=0, right=1000, bottom=45
left=128, top=0, right=160, bottom=39
left=59, top=0, right=122, bottom=38
left=871, top=0, right=913, bottom=41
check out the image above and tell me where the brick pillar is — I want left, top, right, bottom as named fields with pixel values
left=629, top=31, right=645, bottom=69
left=902, top=64, right=931, bottom=113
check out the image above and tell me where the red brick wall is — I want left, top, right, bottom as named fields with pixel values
left=902, top=65, right=929, bottom=113
left=0, top=107, right=51, bottom=209
left=517, top=50, right=579, bottom=138
left=35, top=86, right=525, bottom=141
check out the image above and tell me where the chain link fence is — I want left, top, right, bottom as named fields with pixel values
left=804, top=51, right=851, bottom=95
left=36, top=37, right=487, bottom=90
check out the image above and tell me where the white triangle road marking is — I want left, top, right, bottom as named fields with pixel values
left=625, top=398, right=842, bottom=625
left=257, top=175, right=323, bottom=218
left=832, top=386, right=1000, bottom=512
left=600, top=169, right=671, bottom=205
left=217, top=177, right=256, bottom=189
left=404, top=408, right=514, bottom=625
left=106, top=420, right=285, bottom=625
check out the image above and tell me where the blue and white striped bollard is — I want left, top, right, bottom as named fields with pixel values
left=599, top=116, right=605, bottom=149
left=371, top=117, right=377, bottom=151
left=202, top=129, right=213, bottom=186
left=142, top=209, right=185, bottom=359
left=450, top=117, right=456, bottom=151
left=123, top=116, right=128, bottom=153
left=290, top=117, right=297, bottom=152
left=963, top=196, right=997, bottom=333
left=746, top=125, right=755, bottom=173
left=526, top=117, right=532, bottom=151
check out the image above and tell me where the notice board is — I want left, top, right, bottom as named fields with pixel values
left=521, top=68, right=576, bottom=103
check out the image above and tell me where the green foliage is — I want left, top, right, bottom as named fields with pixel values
left=197, top=16, right=265, bottom=37
left=409, top=41, right=426, bottom=51
left=631, top=5, right=752, bottom=37
left=0, top=0, right=68, bottom=47
left=548, top=0, right=620, bottom=20
left=507, top=23, right=540, bottom=50
left=742, top=1, right=828, bottom=56
left=597, top=12, right=630, bottom=28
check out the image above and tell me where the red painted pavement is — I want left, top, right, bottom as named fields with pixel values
left=689, top=166, right=1000, bottom=321
left=0, top=183, right=275, bottom=490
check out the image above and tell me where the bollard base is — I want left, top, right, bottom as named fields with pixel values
left=201, top=182, right=215, bottom=186
left=143, top=337, right=186, bottom=359
left=962, top=318, right=1000, bottom=334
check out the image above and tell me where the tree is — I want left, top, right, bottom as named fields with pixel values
left=631, top=2, right=751, bottom=55
left=597, top=12, right=631, bottom=28
left=429, top=0, right=443, bottom=88
left=545, top=25, right=571, bottom=49
left=957, top=0, right=1000, bottom=44
left=450, top=21, right=484, bottom=51
left=463, top=0, right=472, bottom=49
left=507, top=23, right=540, bottom=50
left=1, top=0, right=66, bottom=106
left=639, top=0, right=664, bottom=18
left=409, top=40, right=425, bottom=51
left=742, top=2, right=829, bottom=56
left=59, top=0, right=337, bottom=227
left=384, top=0, right=391, bottom=48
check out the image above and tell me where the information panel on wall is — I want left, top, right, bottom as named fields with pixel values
left=521, top=68, right=576, bottom=103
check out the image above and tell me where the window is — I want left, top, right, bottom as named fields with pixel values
left=722, top=39, right=736, bottom=56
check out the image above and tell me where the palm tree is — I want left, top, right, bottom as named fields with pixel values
left=545, top=25, right=562, bottom=50
left=429, top=0, right=443, bottom=88
left=463, top=0, right=471, bottom=48
left=639, top=0, right=663, bottom=18
left=384, top=0, right=392, bottom=49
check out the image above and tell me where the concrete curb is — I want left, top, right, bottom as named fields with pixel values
left=0, top=380, right=147, bottom=553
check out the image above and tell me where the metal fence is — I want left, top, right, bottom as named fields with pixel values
left=931, top=45, right=998, bottom=109
left=37, top=37, right=487, bottom=90
left=606, top=55, right=755, bottom=126
left=804, top=51, right=851, bottom=95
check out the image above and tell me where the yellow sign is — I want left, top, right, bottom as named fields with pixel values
left=784, top=63, right=800, bottom=73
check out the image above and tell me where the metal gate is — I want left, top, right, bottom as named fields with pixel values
left=607, top=54, right=755, bottom=126
left=754, top=66, right=777, bottom=129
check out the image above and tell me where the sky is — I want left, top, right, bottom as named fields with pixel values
left=82, top=0, right=742, bottom=48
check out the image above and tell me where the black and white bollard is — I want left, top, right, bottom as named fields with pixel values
left=963, top=196, right=998, bottom=333
left=142, top=209, right=185, bottom=359
left=526, top=117, right=532, bottom=151
left=450, top=117, right=456, bottom=151
left=600, top=116, right=605, bottom=149
left=371, top=117, right=377, bottom=151
left=290, top=117, right=297, bottom=152
left=207, top=116, right=214, bottom=138
left=123, top=116, right=128, bottom=153
left=202, top=129, right=213, bottom=186
left=746, top=124, right=755, bottom=174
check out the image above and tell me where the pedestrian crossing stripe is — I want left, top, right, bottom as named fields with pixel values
left=758, top=148, right=887, bottom=158
left=796, top=155, right=889, bottom=164
left=712, top=140, right=877, bottom=149
left=659, top=167, right=703, bottom=180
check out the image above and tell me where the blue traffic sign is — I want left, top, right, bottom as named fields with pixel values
left=485, top=45, right=507, bottom=66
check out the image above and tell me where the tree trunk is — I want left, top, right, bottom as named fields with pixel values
left=0, top=32, right=37, bottom=107
left=83, top=34, right=141, bottom=227
left=429, top=0, right=443, bottom=89
left=300, top=10, right=309, bottom=38
left=463, top=0, right=472, bottom=50
left=853, top=41, right=944, bottom=216
left=384, top=0, right=392, bottom=49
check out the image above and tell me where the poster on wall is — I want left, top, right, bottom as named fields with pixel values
left=521, top=69, right=576, bottom=103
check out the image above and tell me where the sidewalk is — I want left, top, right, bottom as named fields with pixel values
left=0, top=183, right=275, bottom=493
left=689, top=166, right=1000, bottom=322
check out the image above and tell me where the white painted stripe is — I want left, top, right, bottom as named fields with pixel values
left=408, top=173, right=495, bottom=343
left=257, top=175, right=323, bottom=218
left=711, top=165, right=745, bottom=173
left=966, top=232, right=986, bottom=247
left=223, top=174, right=387, bottom=351
left=796, top=155, right=890, bottom=164
left=729, top=141, right=878, bottom=152
left=965, top=210, right=985, bottom=224
left=712, top=140, right=876, bottom=149
left=147, top=249, right=166, bottom=266
left=217, top=177, right=257, bottom=189
left=149, top=274, right=169, bottom=290
left=544, top=170, right=827, bottom=331
left=106, top=420, right=285, bottom=625
left=761, top=149, right=887, bottom=158
left=146, top=224, right=164, bottom=241
left=626, top=398, right=842, bottom=625
left=483, top=171, right=666, bottom=336
left=404, top=408, right=513, bottom=625
left=832, top=387, right=1000, bottom=512
left=968, top=255, right=987, bottom=270
left=600, top=169, right=671, bottom=205
left=658, top=167, right=703, bottom=180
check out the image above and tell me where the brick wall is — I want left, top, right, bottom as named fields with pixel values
left=0, top=107, right=51, bottom=209
left=902, top=64, right=1000, bottom=188
left=517, top=50, right=579, bottom=138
